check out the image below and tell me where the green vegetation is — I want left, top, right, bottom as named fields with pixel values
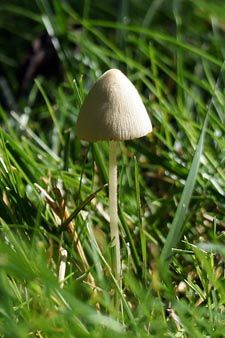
left=0, top=1, right=225, bottom=337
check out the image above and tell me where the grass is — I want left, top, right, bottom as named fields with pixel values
left=0, top=0, right=225, bottom=337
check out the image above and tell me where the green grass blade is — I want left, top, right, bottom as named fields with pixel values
left=61, top=184, right=107, bottom=231
left=83, top=19, right=222, bottom=66
left=118, top=205, right=141, bottom=272
left=160, top=112, right=209, bottom=262
left=160, top=62, right=225, bottom=263
left=35, top=78, right=64, bottom=145
left=91, top=143, right=108, bottom=184
left=134, top=156, right=146, bottom=273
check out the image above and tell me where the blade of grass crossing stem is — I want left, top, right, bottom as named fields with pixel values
left=160, top=112, right=209, bottom=263
left=134, top=156, right=147, bottom=274
left=91, top=143, right=108, bottom=184
left=61, top=184, right=107, bottom=231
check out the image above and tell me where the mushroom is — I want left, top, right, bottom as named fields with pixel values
left=76, top=69, right=152, bottom=281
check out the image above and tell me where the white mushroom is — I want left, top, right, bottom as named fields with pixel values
left=76, top=69, right=152, bottom=281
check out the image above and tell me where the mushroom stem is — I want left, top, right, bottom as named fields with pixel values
left=109, top=140, right=121, bottom=281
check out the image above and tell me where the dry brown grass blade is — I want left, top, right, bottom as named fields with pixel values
left=34, top=183, right=99, bottom=304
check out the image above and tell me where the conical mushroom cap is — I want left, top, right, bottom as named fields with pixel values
left=76, top=69, right=152, bottom=141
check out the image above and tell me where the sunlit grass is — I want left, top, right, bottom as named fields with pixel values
left=0, top=0, right=225, bottom=337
